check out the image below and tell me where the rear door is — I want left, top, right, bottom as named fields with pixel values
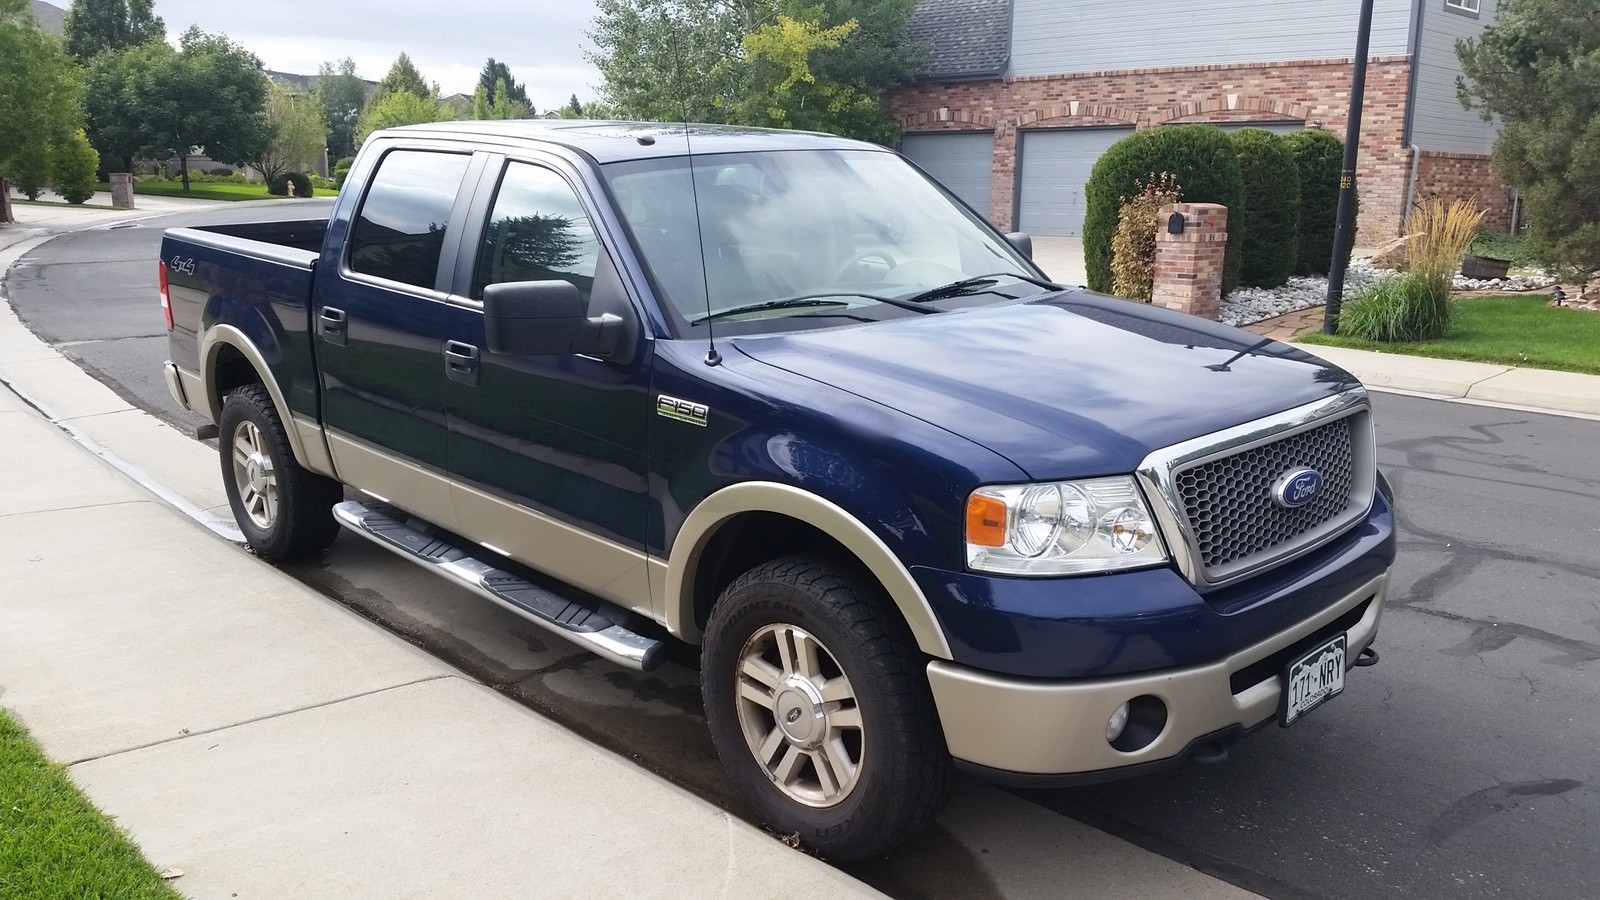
left=439, top=154, right=656, bottom=615
left=314, top=145, right=484, bottom=526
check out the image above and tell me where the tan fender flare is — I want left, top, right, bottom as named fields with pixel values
left=661, top=481, right=953, bottom=659
left=200, top=325, right=335, bottom=477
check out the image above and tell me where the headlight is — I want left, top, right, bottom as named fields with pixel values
left=965, top=476, right=1168, bottom=576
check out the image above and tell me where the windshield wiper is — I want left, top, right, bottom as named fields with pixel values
left=894, top=272, right=1063, bottom=305
left=692, top=292, right=936, bottom=324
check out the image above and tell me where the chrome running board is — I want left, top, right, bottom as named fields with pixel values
left=333, top=500, right=666, bottom=671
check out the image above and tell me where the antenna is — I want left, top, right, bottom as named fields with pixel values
left=669, top=25, right=720, bottom=366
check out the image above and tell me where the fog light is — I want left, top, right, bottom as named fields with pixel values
left=1106, top=702, right=1130, bottom=743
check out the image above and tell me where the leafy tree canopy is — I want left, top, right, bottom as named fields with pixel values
left=0, top=0, right=86, bottom=216
left=62, top=0, right=163, bottom=62
left=477, top=58, right=531, bottom=110
left=471, top=78, right=530, bottom=120
left=587, top=0, right=923, bottom=143
left=313, top=57, right=369, bottom=159
left=255, top=82, right=327, bottom=187
left=1459, top=0, right=1600, bottom=275
left=357, top=90, right=454, bottom=143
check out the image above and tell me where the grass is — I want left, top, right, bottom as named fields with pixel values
left=12, top=198, right=117, bottom=210
left=1301, top=294, right=1600, bottom=375
left=0, top=710, right=181, bottom=899
left=95, top=180, right=338, bottom=201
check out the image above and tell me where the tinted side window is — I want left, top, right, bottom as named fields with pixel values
left=348, top=150, right=473, bottom=290
left=473, top=162, right=601, bottom=301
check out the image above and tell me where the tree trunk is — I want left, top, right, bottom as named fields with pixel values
left=0, top=178, right=12, bottom=224
left=180, top=154, right=191, bottom=192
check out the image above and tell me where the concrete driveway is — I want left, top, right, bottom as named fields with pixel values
left=1029, top=234, right=1086, bottom=286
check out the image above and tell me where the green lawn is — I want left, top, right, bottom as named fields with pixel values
left=0, top=710, right=180, bottom=899
left=97, top=180, right=338, bottom=201
left=1301, top=294, right=1600, bottom=375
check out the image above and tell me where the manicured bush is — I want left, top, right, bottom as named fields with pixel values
left=51, top=131, right=101, bottom=205
left=1338, top=274, right=1451, bottom=342
left=1283, top=130, right=1355, bottom=275
left=1085, top=124, right=1246, bottom=295
left=1228, top=128, right=1301, bottom=288
left=333, top=156, right=355, bottom=189
left=285, top=171, right=314, bottom=198
left=1109, top=172, right=1182, bottom=301
left=206, top=166, right=235, bottom=176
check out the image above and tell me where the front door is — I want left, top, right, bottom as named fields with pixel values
left=441, top=158, right=655, bottom=613
left=315, top=147, right=480, bottom=526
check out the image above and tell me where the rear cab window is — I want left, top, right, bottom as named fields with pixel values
left=347, top=150, right=474, bottom=290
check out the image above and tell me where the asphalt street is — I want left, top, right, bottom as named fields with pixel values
left=5, top=204, right=1597, bottom=899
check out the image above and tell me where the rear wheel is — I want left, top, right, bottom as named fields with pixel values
left=218, top=384, right=342, bottom=561
left=702, top=556, right=953, bottom=860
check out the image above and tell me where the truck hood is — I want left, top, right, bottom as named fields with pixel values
left=731, top=290, right=1360, bottom=479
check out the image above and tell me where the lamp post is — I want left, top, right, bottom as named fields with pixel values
left=1322, top=0, right=1377, bottom=335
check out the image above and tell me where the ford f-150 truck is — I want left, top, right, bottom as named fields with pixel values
left=160, top=120, right=1394, bottom=860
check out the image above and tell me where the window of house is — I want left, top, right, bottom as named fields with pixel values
left=473, top=162, right=602, bottom=301
left=347, top=150, right=473, bottom=290
left=1444, top=0, right=1480, bottom=15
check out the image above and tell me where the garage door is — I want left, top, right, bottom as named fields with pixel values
left=899, top=132, right=995, bottom=220
left=1017, top=127, right=1134, bottom=236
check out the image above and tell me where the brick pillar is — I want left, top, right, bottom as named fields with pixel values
left=1151, top=202, right=1228, bottom=320
left=109, top=173, right=135, bottom=210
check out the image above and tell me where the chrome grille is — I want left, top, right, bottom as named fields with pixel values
left=1174, top=416, right=1357, bottom=571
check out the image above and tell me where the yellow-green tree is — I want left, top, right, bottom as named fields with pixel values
left=0, top=0, right=87, bottom=217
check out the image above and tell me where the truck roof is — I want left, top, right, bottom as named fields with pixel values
left=378, top=120, right=880, bottom=164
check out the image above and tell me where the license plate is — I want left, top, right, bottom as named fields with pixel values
left=1280, top=633, right=1347, bottom=726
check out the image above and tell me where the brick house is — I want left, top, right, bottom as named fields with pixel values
left=886, top=0, right=1510, bottom=245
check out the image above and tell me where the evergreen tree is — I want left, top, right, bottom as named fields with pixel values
left=373, top=53, right=432, bottom=102
left=477, top=58, right=531, bottom=109
left=567, top=94, right=583, bottom=116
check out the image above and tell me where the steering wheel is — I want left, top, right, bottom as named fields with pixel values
left=832, top=247, right=900, bottom=283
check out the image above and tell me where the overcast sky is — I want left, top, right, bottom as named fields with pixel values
left=143, top=0, right=606, bottom=111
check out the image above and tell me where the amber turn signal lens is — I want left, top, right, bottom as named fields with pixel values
left=966, top=494, right=1008, bottom=548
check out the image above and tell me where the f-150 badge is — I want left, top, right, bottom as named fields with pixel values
left=657, top=395, right=709, bottom=427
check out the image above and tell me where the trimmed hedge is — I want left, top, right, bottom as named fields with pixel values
left=1084, top=124, right=1246, bottom=295
left=51, top=131, right=101, bottom=205
left=1228, top=128, right=1301, bottom=288
left=1283, top=130, right=1356, bottom=275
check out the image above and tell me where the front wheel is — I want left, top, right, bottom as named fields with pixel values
left=218, top=384, right=342, bottom=561
left=701, top=556, right=953, bottom=860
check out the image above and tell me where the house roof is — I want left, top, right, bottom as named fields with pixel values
left=31, top=0, right=65, bottom=34
left=906, top=0, right=1012, bottom=82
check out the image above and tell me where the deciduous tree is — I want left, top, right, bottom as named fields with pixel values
left=0, top=0, right=86, bottom=220
left=1459, top=0, right=1600, bottom=275
left=312, top=57, right=369, bottom=158
left=357, top=90, right=454, bottom=143
left=254, top=82, right=327, bottom=192
left=62, top=0, right=162, bottom=63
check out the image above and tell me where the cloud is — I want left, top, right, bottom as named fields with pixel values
left=151, top=0, right=605, bottom=111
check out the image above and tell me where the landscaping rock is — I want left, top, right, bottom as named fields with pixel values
left=1221, top=260, right=1557, bottom=327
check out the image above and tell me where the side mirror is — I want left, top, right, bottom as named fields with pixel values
left=1004, top=232, right=1033, bottom=260
left=482, top=280, right=619, bottom=357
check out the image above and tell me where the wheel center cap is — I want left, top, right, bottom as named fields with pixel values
left=774, top=677, right=825, bottom=746
left=246, top=453, right=271, bottom=492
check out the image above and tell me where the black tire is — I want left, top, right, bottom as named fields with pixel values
left=218, top=384, right=343, bottom=561
left=702, top=556, right=953, bottom=860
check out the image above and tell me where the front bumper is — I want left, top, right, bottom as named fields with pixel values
left=927, top=570, right=1386, bottom=777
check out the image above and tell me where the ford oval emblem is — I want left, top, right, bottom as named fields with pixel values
left=1272, top=467, right=1323, bottom=508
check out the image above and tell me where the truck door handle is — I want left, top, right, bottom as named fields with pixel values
left=320, top=307, right=347, bottom=346
left=444, top=340, right=480, bottom=385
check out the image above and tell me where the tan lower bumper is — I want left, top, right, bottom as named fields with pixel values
left=928, top=572, right=1386, bottom=775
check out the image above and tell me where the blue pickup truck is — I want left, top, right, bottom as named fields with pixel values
left=160, top=121, right=1394, bottom=859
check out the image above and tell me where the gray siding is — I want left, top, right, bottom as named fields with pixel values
left=1009, top=0, right=1412, bottom=76
left=1410, top=0, right=1499, bottom=154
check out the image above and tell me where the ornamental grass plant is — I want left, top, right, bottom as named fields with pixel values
left=1339, top=200, right=1485, bottom=343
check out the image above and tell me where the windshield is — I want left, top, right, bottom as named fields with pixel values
left=601, top=148, right=1042, bottom=336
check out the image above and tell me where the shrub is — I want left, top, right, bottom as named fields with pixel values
left=206, top=166, right=235, bottom=177
left=1109, top=172, right=1182, bottom=301
left=1085, top=124, right=1246, bottom=295
left=9, top=146, right=50, bottom=200
left=333, top=156, right=355, bottom=189
left=1338, top=274, right=1452, bottom=342
left=1408, top=199, right=1486, bottom=284
left=265, top=173, right=289, bottom=195
left=285, top=171, right=314, bottom=197
left=51, top=131, right=100, bottom=205
left=1283, top=130, right=1356, bottom=275
left=1228, top=129, right=1301, bottom=287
